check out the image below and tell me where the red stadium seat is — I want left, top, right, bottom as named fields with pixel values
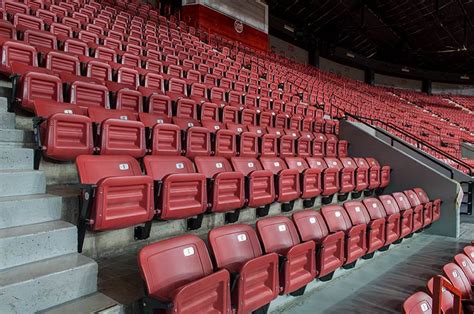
left=285, top=157, right=321, bottom=207
left=76, top=155, right=154, bottom=252
left=443, top=263, right=473, bottom=300
left=143, top=156, right=206, bottom=222
left=392, top=192, right=416, bottom=236
left=404, top=190, right=427, bottom=229
left=413, top=187, right=441, bottom=223
left=208, top=224, right=279, bottom=313
left=45, top=51, right=80, bottom=75
left=230, top=157, right=275, bottom=216
left=259, top=157, right=300, bottom=211
left=194, top=156, right=245, bottom=221
left=88, top=107, right=146, bottom=158
left=366, top=157, right=390, bottom=189
left=362, top=198, right=389, bottom=251
left=325, top=157, right=354, bottom=198
left=306, top=157, right=339, bottom=202
left=16, top=70, right=62, bottom=112
left=256, top=216, right=316, bottom=295
left=402, top=292, right=433, bottom=314
left=0, top=40, right=37, bottom=73
left=70, top=81, right=110, bottom=109
left=378, top=195, right=403, bottom=245
left=32, top=100, right=93, bottom=168
left=292, top=210, right=345, bottom=280
left=320, top=205, right=367, bottom=266
left=454, top=253, right=474, bottom=284
left=115, top=89, right=143, bottom=112
left=464, top=245, right=474, bottom=263
left=138, top=235, right=231, bottom=313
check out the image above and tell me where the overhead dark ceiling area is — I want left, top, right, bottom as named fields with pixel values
left=268, top=0, right=474, bottom=74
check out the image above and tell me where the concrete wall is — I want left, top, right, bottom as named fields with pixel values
left=269, top=35, right=309, bottom=64
left=319, top=57, right=365, bottom=82
left=340, top=120, right=460, bottom=237
left=432, top=82, right=474, bottom=96
left=461, top=142, right=474, bottom=158
left=374, top=73, right=422, bottom=91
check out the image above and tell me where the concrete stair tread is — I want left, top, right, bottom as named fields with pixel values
left=0, top=128, right=33, bottom=143
left=0, top=220, right=74, bottom=238
left=40, top=292, right=121, bottom=314
left=0, top=169, right=45, bottom=197
left=0, top=253, right=95, bottom=287
left=0, top=193, right=59, bottom=203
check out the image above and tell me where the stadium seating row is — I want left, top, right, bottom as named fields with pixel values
left=138, top=189, right=441, bottom=314
left=403, top=243, right=474, bottom=313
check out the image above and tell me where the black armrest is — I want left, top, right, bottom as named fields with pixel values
left=142, top=295, right=174, bottom=314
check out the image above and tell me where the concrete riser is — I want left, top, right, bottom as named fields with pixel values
left=0, top=112, right=15, bottom=129
left=0, top=195, right=62, bottom=229
left=0, top=148, right=33, bottom=170
left=0, top=129, right=33, bottom=144
left=0, top=254, right=98, bottom=314
left=0, top=221, right=77, bottom=270
left=0, top=170, right=46, bottom=197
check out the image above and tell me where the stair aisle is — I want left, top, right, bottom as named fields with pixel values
left=0, top=98, right=119, bottom=313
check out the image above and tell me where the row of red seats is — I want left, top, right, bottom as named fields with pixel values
left=138, top=189, right=441, bottom=313
left=75, top=152, right=393, bottom=251
left=33, top=101, right=344, bottom=165
left=403, top=243, right=474, bottom=313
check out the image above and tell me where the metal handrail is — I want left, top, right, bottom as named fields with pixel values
left=432, top=275, right=462, bottom=314
left=328, top=94, right=474, bottom=176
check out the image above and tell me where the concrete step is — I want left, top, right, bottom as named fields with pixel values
left=0, top=220, right=77, bottom=270
left=0, top=169, right=45, bottom=197
left=0, top=97, right=7, bottom=113
left=0, top=253, right=97, bottom=313
left=0, top=194, right=62, bottom=229
left=0, top=111, right=15, bottom=129
left=0, top=147, right=33, bottom=170
left=40, top=292, right=122, bottom=314
left=0, top=128, right=33, bottom=144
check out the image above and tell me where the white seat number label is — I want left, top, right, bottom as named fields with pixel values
left=372, top=203, right=377, bottom=208
left=216, top=163, right=223, bottom=168
left=183, top=247, right=195, bottom=256
left=309, top=217, right=316, bottom=224
left=237, top=234, right=247, bottom=242
left=119, top=163, right=129, bottom=170
left=176, top=163, right=184, bottom=169
left=64, top=109, right=73, bottom=114
left=296, top=161, right=302, bottom=166
left=248, top=162, right=254, bottom=168
left=274, top=162, right=280, bottom=167
left=278, top=225, right=286, bottom=232
left=355, top=207, right=361, bottom=212
left=120, top=116, right=128, bottom=120
left=188, top=122, right=194, bottom=127
left=420, top=303, right=429, bottom=312
left=335, top=211, right=341, bottom=217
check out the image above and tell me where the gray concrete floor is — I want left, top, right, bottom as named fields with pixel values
left=273, top=234, right=470, bottom=314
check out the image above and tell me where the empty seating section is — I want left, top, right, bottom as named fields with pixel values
left=5, top=0, right=448, bottom=309
left=403, top=242, right=474, bottom=314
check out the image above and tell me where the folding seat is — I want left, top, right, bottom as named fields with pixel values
left=115, top=89, right=143, bottom=112
left=306, top=157, right=339, bottom=202
left=277, top=129, right=298, bottom=158
left=114, top=66, right=140, bottom=89
left=259, top=110, right=275, bottom=128
left=443, top=263, right=473, bottom=300
left=0, top=40, right=37, bottom=73
left=16, top=70, right=62, bottom=112
left=0, top=21, right=15, bottom=40
left=62, top=17, right=82, bottom=30
left=464, top=245, right=474, bottom=263
left=226, top=123, right=259, bottom=158
left=413, top=187, right=441, bottom=223
left=426, top=276, right=457, bottom=314
left=167, top=77, right=187, bottom=100
left=45, top=51, right=80, bottom=75
left=78, top=30, right=98, bottom=45
left=259, top=157, right=300, bottom=211
left=285, top=157, right=321, bottom=207
left=274, top=113, right=288, bottom=129
left=362, top=198, right=390, bottom=248
left=139, top=116, right=180, bottom=154
left=320, top=205, right=367, bottom=266
left=32, top=100, right=93, bottom=168
left=230, top=157, right=275, bottom=216
left=76, top=155, right=154, bottom=251
left=138, top=235, right=231, bottom=313
left=14, top=13, right=43, bottom=30
left=241, top=108, right=257, bottom=126
left=194, top=156, right=245, bottom=222
left=365, top=157, right=391, bottom=189
left=312, top=133, right=326, bottom=157
left=88, top=107, right=146, bottom=158
left=404, top=189, right=429, bottom=228
left=402, top=292, right=433, bottom=314
left=121, top=53, right=141, bottom=68
left=188, top=83, right=207, bottom=103
left=208, top=224, right=279, bottom=313
left=325, top=157, right=355, bottom=199
left=3, top=1, right=28, bottom=17
left=147, top=94, right=172, bottom=119
left=70, top=81, right=110, bottom=109
left=378, top=195, right=403, bottom=244
left=84, top=59, right=113, bottom=82
left=392, top=192, right=420, bottom=233
left=143, top=155, right=207, bottom=223
left=63, top=38, right=89, bottom=57
left=292, top=210, right=345, bottom=280
left=454, top=253, right=474, bottom=284
left=256, top=216, right=316, bottom=295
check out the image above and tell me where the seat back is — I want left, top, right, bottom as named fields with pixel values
left=426, top=277, right=454, bottom=314
left=343, top=201, right=371, bottom=225
left=46, top=51, right=80, bottom=75
left=70, top=81, right=109, bottom=109
left=259, top=157, right=288, bottom=174
left=378, top=195, right=401, bottom=215
left=20, top=72, right=62, bottom=109
left=292, top=210, right=329, bottom=242
left=194, top=156, right=234, bottom=177
left=149, top=123, right=181, bottom=156
left=116, top=89, right=143, bottom=112
left=392, top=192, right=412, bottom=211
left=454, top=253, right=474, bottom=284
left=176, top=98, right=198, bottom=120
left=230, top=157, right=264, bottom=175
left=76, top=155, right=142, bottom=184
left=143, top=156, right=196, bottom=180
left=402, top=292, right=433, bottom=314
left=256, top=216, right=301, bottom=255
left=285, top=157, right=310, bottom=172
left=362, top=198, right=387, bottom=220
left=138, top=235, right=214, bottom=300
left=413, top=188, right=430, bottom=204
left=404, top=190, right=422, bottom=207
left=320, top=205, right=353, bottom=233
left=443, top=262, right=472, bottom=299
left=208, top=224, right=263, bottom=273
